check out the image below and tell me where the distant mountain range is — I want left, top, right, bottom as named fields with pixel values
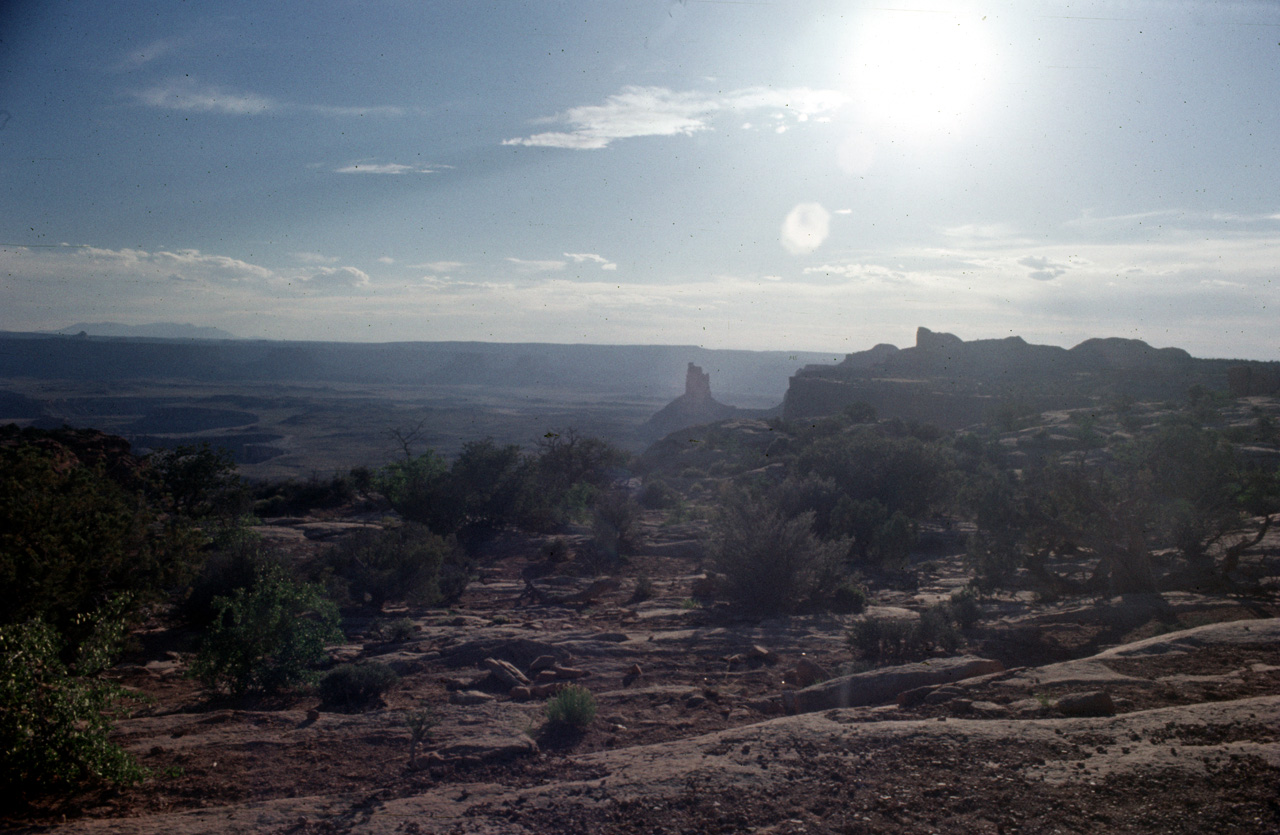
left=54, top=322, right=240, bottom=340
left=0, top=331, right=841, bottom=404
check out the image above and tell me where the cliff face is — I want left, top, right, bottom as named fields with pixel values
left=784, top=327, right=1273, bottom=428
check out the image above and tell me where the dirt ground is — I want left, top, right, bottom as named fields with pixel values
left=7, top=511, right=1280, bottom=835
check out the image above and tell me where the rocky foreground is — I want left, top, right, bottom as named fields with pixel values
left=14, top=516, right=1280, bottom=835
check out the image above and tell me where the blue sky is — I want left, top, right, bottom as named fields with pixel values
left=2, top=0, right=1278, bottom=358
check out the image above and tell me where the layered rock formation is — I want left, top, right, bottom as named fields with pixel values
left=639, top=362, right=743, bottom=441
left=783, top=326, right=1277, bottom=428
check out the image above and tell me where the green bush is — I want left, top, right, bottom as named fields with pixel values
left=0, top=436, right=202, bottom=654
left=948, top=587, right=982, bottom=630
left=323, top=522, right=471, bottom=611
left=544, top=684, right=597, bottom=727
left=318, top=662, right=398, bottom=711
left=377, top=617, right=417, bottom=642
left=190, top=565, right=342, bottom=696
left=847, top=604, right=960, bottom=665
left=827, top=581, right=868, bottom=614
left=1, top=617, right=145, bottom=797
left=709, top=489, right=846, bottom=615
left=180, top=530, right=284, bottom=627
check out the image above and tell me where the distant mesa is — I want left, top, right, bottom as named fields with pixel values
left=54, top=322, right=239, bottom=340
left=639, top=362, right=745, bottom=442
left=783, top=326, right=1280, bottom=428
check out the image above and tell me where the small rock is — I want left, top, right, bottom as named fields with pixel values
left=685, top=694, right=707, bottom=709
left=306, top=708, right=320, bottom=721
left=509, top=686, right=533, bottom=701
left=551, top=665, right=589, bottom=680
left=749, top=645, right=778, bottom=664
left=924, top=685, right=967, bottom=705
left=627, top=663, right=643, bottom=677
left=450, top=690, right=495, bottom=706
left=1056, top=690, right=1115, bottom=717
left=528, top=655, right=559, bottom=674
left=534, top=670, right=560, bottom=684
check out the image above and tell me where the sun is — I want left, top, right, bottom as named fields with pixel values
left=845, top=8, right=996, bottom=140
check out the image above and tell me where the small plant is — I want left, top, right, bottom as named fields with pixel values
left=378, top=617, right=417, bottom=643
left=847, top=604, right=961, bottom=665
left=318, top=662, right=399, bottom=711
left=827, top=581, right=868, bottom=614
left=539, top=537, right=571, bottom=564
left=163, top=765, right=186, bottom=779
left=948, top=587, right=982, bottom=631
left=403, top=707, right=439, bottom=769
left=544, top=684, right=597, bottom=728
left=629, top=574, right=655, bottom=604
left=678, top=597, right=702, bottom=610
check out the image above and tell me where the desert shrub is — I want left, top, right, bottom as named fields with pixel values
left=539, top=537, right=571, bottom=564
left=252, top=472, right=355, bottom=517
left=318, top=662, right=398, bottom=711
left=638, top=478, right=679, bottom=509
left=629, top=574, right=655, bottom=603
left=591, top=490, right=642, bottom=557
left=0, top=617, right=146, bottom=797
left=0, top=439, right=201, bottom=654
left=190, top=565, right=342, bottom=697
left=917, top=603, right=962, bottom=653
left=403, top=707, right=439, bottom=769
left=826, top=581, right=868, bottom=614
left=377, top=617, right=417, bottom=642
left=948, top=587, right=982, bottom=630
left=180, top=530, right=284, bottom=627
left=323, top=522, right=471, bottom=611
left=544, top=684, right=597, bottom=727
left=148, top=442, right=247, bottom=519
left=709, top=489, right=846, bottom=615
left=847, top=604, right=960, bottom=665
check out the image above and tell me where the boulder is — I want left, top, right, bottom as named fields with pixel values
left=1055, top=690, right=1116, bottom=717
left=449, top=690, right=496, bottom=706
left=483, top=657, right=530, bottom=689
left=782, top=656, right=1004, bottom=715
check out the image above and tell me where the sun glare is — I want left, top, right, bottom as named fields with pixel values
left=846, top=8, right=996, bottom=141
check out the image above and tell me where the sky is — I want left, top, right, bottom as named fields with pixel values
left=2, top=0, right=1278, bottom=359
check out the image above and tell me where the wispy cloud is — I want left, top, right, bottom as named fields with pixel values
left=1018, top=255, right=1070, bottom=281
left=333, top=161, right=441, bottom=175
left=412, top=260, right=465, bottom=272
left=135, top=79, right=273, bottom=115
left=503, top=85, right=845, bottom=150
left=291, top=251, right=340, bottom=264
left=133, top=78, right=406, bottom=118
left=115, top=38, right=183, bottom=71
left=506, top=257, right=567, bottom=272
left=564, top=252, right=617, bottom=270
left=300, top=266, right=370, bottom=290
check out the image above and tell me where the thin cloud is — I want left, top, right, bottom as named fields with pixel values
left=115, top=38, right=182, bottom=71
left=134, top=78, right=406, bottom=118
left=135, top=80, right=274, bottom=115
left=334, top=161, right=439, bottom=175
left=291, top=251, right=340, bottom=264
left=564, top=252, right=618, bottom=270
left=506, top=257, right=567, bottom=272
left=301, top=266, right=371, bottom=290
left=412, top=260, right=466, bottom=272
left=1018, top=255, right=1070, bottom=281
left=503, top=85, right=845, bottom=150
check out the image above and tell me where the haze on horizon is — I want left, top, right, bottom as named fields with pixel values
left=2, top=1, right=1278, bottom=360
